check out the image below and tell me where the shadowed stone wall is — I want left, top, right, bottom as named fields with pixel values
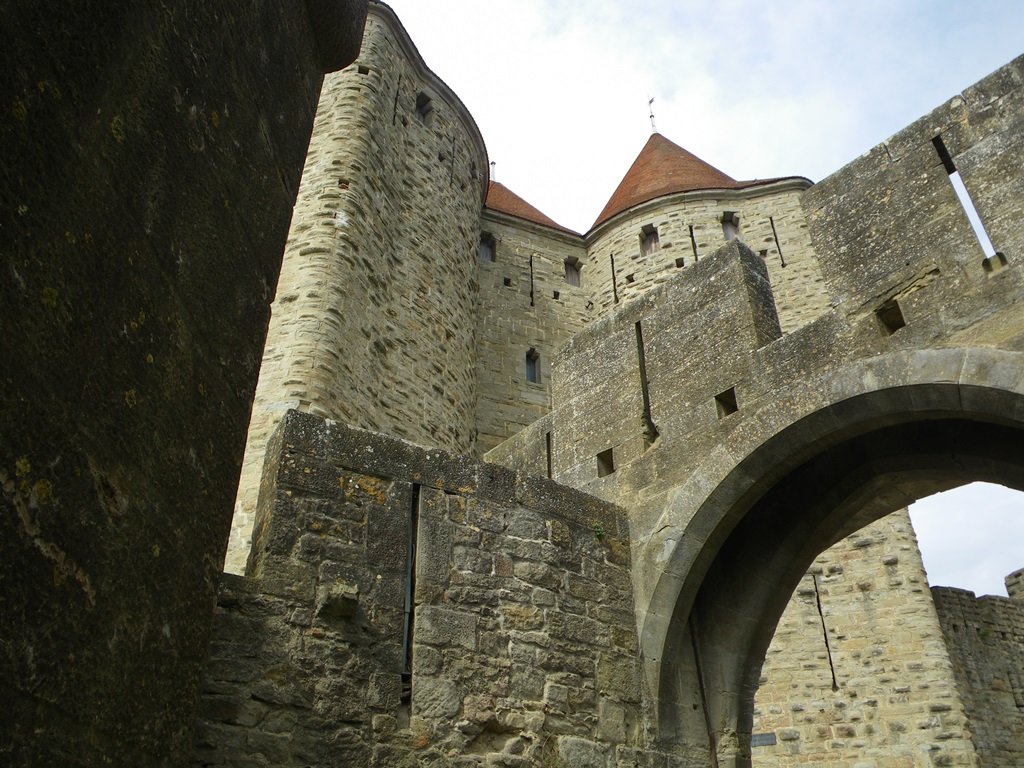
left=932, top=579, right=1024, bottom=767
left=1, top=1, right=366, bottom=763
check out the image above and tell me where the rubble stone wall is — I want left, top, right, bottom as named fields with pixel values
left=195, top=411, right=669, bottom=767
left=932, top=582, right=1024, bottom=767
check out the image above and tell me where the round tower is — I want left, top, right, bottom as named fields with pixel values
left=584, top=133, right=828, bottom=332
left=227, top=3, right=488, bottom=573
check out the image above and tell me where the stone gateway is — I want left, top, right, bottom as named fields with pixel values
left=3, top=1, right=1022, bottom=767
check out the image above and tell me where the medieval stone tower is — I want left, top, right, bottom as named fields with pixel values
left=197, top=3, right=1024, bottom=767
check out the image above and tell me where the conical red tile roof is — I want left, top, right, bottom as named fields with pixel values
left=485, top=181, right=577, bottom=235
left=592, top=133, right=741, bottom=228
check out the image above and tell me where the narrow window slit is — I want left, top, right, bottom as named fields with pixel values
left=401, top=483, right=421, bottom=709
left=636, top=321, right=659, bottom=447
left=596, top=448, right=615, bottom=478
left=721, top=211, right=740, bottom=241
left=610, top=254, right=619, bottom=304
left=415, top=92, right=433, bottom=123
left=769, top=216, right=786, bottom=267
left=545, top=432, right=553, bottom=479
left=391, top=74, right=402, bottom=125
left=564, top=257, right=581, bottom=286
left=715, top=387, right=738, bottom=418
left=525, top=348, right=540, bottom=384
left=689, top=224, right=700, bottom=261
left=479, top=232, right=495, bottom=263
left=932, top=134, right=1002, bottom=264
left=529, top=254, right=535, bottom=307
left=813, top=574, right=840, bottom=691
left=640, top=224, right=660, bottom=255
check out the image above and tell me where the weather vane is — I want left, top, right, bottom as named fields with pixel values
left=649, top=97, right=657, bottom=133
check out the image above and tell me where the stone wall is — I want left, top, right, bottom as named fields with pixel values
left=0, top=1, right=367, bottom=764
left=230, top=5, right=489, bottom=573
left=196, top=411, right=658, bottom=766
left=474, top=212, right=589, bottom=456
left=584, top=182, right=830, bottom=333
left=753, top=511, right=974, bottom=768
left=932, top=579, right=1024, bottom=767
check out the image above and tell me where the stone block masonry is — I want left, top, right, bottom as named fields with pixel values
left=475, top=211, right=589, bottom=456
left=195, top=410, right=690, bottom=766
left=584, top=181, right=829, bottom=334
left=753, top=511, right=973, bottom=768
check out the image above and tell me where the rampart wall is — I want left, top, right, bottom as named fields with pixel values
left=195, top=411, right=663, bottom=766
left=230, top=6, right=489, bottom=573
left=932, top=580, right=1024, bottom=767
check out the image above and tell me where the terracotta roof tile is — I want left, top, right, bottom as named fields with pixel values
left=592, top=133, right=741, bottom=228
left=485, top=181, right=578, bottom=235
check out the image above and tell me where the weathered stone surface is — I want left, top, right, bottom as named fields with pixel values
left=0, top=0, right=365, bottom=764
left=193, top=413, right=640, bottom=765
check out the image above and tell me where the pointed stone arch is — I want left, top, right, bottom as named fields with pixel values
left=638, top=347, right=1024, bottom=766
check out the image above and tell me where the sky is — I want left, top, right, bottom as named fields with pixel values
left=383, top=0, right=1023, bottom=595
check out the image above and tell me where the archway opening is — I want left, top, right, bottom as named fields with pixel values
left=651, top=389, right=1024, bottom=768
left=750, top=481, right=1024, bottom=766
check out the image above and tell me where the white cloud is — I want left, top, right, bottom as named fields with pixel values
left=910, top=483, right=1024, bottom=597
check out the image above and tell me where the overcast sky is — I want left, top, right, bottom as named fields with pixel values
left=383, top=0, right=1023, bottom=595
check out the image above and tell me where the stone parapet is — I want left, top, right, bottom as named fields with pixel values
left=196, top=410, right=695, bottom=766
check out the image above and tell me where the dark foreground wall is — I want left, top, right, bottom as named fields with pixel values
left=1, top=2, right=366, bottom=764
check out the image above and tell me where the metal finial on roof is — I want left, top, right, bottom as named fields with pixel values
left=649, top=97, right=657, bottom=133
left=490, top=160, right=496, bottom=182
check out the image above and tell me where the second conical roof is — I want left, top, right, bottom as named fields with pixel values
left=592, top=133, right=740, bottom=229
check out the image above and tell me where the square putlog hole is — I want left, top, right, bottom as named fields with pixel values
left=715, top=387, right=738, bottom=418
left=596, top=448, right=615, bottom=477
left=875, top=300, right=906, bottom=335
